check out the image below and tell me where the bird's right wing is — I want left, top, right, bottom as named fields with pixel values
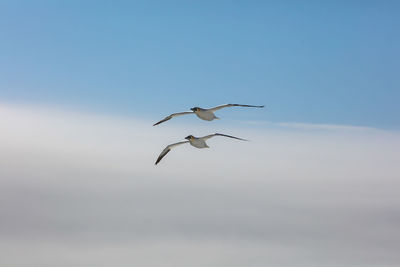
left=153, top=111, right=194, bottom=126
left=208, top=104, right=264, bottom=112
left=155, top=141, right=189, bottom=165
left=201, top=133, right=248, bottom=141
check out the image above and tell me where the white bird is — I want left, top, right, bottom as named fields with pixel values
left=155, top=133, right=248, bottom=165
left=153, top=103, right=264, bottom=126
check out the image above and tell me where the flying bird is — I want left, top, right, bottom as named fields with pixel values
left=153, top=104, right=264, bottom=126
left=155, top=133, right=248, bottom=165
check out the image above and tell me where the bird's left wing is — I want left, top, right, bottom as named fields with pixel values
left=153, top=111, right=194, bottom=126
left=208, top=104, right=264, bottom=112
left=155, top=141, right=189, bottom=165
left=201, top=133, right=248, bottom=141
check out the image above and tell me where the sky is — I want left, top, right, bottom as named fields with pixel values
left=1, top=0, right=400, bottom=128
left=1, top=1, right=400, bottom=267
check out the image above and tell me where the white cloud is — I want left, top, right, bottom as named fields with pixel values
left=236, top=119, right=387, bottom=133
left=277, top=121, right=380, bottom=131
left=1, top=104, right=400, bottom=267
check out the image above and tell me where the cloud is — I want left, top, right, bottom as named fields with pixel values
left=276, top=122, right=380, bottom=132
left=1, top=104, right=400, bottom=267
left=236, top=119, right=387, bottom=133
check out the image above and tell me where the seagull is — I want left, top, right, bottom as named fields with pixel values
left=153, top=103, right=264, bottom=126
left=155, top=133, right=248, bottom=165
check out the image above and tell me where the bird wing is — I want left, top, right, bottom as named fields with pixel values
left=153, top=111, right=194, bottom=126
left=155, top=141, right=189, bottom=165
left=201, top=133, right=248, bottom=141
left=208, top=104, right=264, bottom=112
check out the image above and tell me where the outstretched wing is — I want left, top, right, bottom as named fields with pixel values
left=155, top=141, right=189, bottom=165
left=208, top=104, right=264, bottom=112
left=153, top=111, right=194, bottom=126
left=201, top=133, right=248, bottom=141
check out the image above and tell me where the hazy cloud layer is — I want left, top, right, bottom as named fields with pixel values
left=1, top=105, right=400, bottom=267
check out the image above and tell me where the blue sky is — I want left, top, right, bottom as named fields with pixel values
left=1, top=1, right=399, bottom=128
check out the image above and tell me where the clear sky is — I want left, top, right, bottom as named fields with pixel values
left=1, top=1, right=399, bottom=128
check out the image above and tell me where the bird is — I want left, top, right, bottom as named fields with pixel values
left=153, top=103, right=264, bottom=126
left=155, top=133, right=248, bottom=165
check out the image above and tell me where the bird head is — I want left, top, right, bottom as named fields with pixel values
left=190, top=107, right=199, bottom=112
left=185, top=135, right=194, bottom=140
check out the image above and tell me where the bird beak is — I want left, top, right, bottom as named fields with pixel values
left=190, top=108, right=195, bottom=112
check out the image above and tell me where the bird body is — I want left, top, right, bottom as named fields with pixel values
left=192, top=108, right=219, bottom=121
left=186, top=135, right=210, bottom=148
